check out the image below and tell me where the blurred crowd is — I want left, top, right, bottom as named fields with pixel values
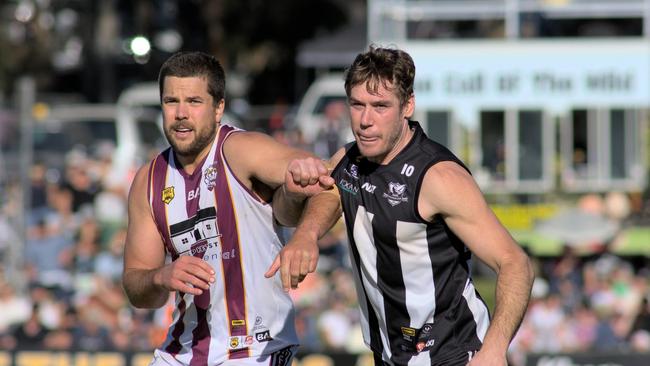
left=0, top=111, right=648, bottom=364
left=508, top=249, right=650, bottom=365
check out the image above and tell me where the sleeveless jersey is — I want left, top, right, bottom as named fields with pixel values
left=147, top=124, right=298, bottom=365
left=332, top=121, right=490, bottom=365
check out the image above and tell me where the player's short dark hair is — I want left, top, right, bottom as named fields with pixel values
left=344, top=45, right=415, bottom=108
left=158, top=51, right=226, bottom=106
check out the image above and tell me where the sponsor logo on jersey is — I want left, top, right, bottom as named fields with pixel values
left=245, top=335, right=254, bottom=345
left=162, top=186, right=175, bottom=204
left=187, top=187, right=200, bottom=201
left=272, top=347, right=294, bottom=366
left=361, top=182, right=376, bottom=193
left=170, top=207, right=221, bottom=256
left=255, top=330, right=273, bottom=342
left=253, top=316, right=268, bottom=331
left=338, top=178, right=359, bottom=195
left=416, top=339, right=435, bottom=353
left=416, top=341, right=425, bottom=352
left=220, top=248, right=237, bottom=260
left=231, top=319, right=246, bottom=326
left=204, top=165, right=218, bottom=191
left=401, top=327, right=416, bottom=337
left=189, top=240, right=214, bottom=256
left=344, top=164, right=359, bottom=179
left=383, top=182, right=408, bottom=206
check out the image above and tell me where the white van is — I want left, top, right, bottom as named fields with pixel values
left=294, top=74, right=351, bottom=144
left=29, top=102, right=165, bottom=176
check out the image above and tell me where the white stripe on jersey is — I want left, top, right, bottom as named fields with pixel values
left=396, top=220, right=436, bottom=326
left=169, top=296, right=199, bottom=365
left=396, top=221, right=436, bottom=366
left=351, top=206, right=392, bottom=362
left=408, top=350, right=432, bottom=366
left=462, top=278, right=490, bottom=342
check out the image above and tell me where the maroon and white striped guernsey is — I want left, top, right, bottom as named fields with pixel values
left=147, top=124, right=298, bottom=365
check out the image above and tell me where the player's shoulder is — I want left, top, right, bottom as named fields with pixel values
left=223, top=128, right=275, bottom=149
left=128, top=163, right=151, bottom=203
left=424, top=161, right=475, bottom=192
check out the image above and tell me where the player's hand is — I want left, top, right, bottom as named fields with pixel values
left=153, top=255, right=215, bottom=296
left=285, top=157, right=335, bottom=197
left=264, top=231, right=319, bottom=291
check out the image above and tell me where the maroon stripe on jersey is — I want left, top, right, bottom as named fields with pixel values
left=215, top=125, right=249, bottom=359
left=189, top=305, right=210, bottom=366
left=151, top=149, right=186, bottom=357
left=184, top=135, right=218, bottom=363
left=184, top=171, right=202, bottom=218
left=189, top=214, right=212, bottom=365
left=165, top=296, right=186, bottom=355
left=150, top=149, right=177, bottom=256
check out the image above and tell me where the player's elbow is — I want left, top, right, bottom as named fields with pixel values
left=273, top=210, right=301, bottom=227
left=122, top=271, right=169, bottom=309
left=513, top=249, right=535, bottom=288
left=123, top=286, right=168, bottom=309
left=525, top=256, right=535, bottom=287
left=272, top=187, right=306, bottom=227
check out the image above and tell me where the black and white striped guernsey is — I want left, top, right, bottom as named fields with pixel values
left=332, top=121, right=490, bottom=366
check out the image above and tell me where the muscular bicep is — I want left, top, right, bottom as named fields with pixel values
left=419, top=162, right=520, bottom=272
left=123, top=166, right=167, bottom=273
left=224, top=132, right=315, bottom=190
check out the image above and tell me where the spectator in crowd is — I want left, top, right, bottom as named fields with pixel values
left=72, top=304, right=114, bottom=351
left=24, top=218, right=74, bottom=292
left=313, top=100, right=348, bottom=158
left=0, top=279, right=31, bottom=337
left=3, top=304, right=49, bottom=350
left=94, top=227, right=126, bottom=283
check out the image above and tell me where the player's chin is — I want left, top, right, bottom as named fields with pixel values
left=358, top=147, right=383, bottom=161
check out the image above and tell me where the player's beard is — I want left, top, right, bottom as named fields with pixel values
left=166, top=121, right=218, bottom=158
left=357, top=119, right=407, bottom=163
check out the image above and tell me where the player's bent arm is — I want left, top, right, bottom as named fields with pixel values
left=419, top=162, right=534, bottom=360
left=223, top=131, right=316, bottom=190
left=122, top=165, right=170, bottom=309
left=272, top=184, right=307, bottom=227
left=266, top=185, right=343, bottom=290
left=265, top=149, right=345, bottom=290
left=273, top=149, right=345, bottom=227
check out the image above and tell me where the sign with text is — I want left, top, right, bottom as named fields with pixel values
left=402, top=39, right=650, bottom=122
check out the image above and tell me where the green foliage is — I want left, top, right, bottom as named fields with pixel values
left=473, top=276, right=497, bottom=313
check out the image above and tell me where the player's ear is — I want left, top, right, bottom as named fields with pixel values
left=214, top=98, right=225, bottom=123
left=402, top=94, right=415, bottom=119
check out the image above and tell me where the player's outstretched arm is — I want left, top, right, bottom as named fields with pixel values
left=419, top=162, right=534, bottom=365
left=122, top=165, right=216, bottom=309
left=223, top=131, right=334, bottom=226
left=265, top=149, right=345, bottom=291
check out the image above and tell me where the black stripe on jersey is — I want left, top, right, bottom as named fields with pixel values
left=372, top=213, right=413, bottom=366
left=345, top=206, right=385, bottom=359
